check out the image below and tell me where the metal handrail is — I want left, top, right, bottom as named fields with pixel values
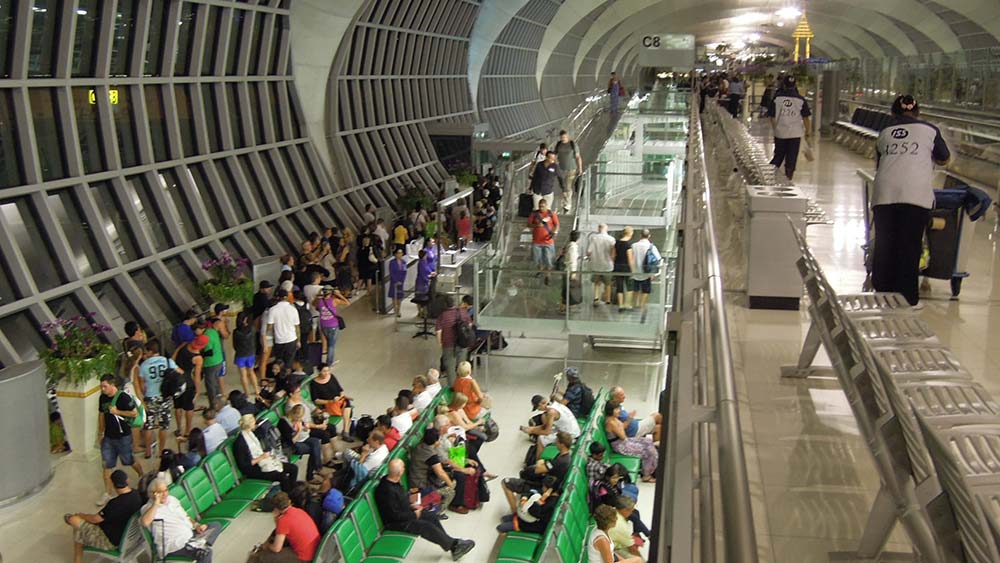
left=688, top=90, right=757, bottom=563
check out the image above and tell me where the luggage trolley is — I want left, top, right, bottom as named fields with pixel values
left=859, top=169, right=990, bottom=299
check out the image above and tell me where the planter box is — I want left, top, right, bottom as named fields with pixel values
left=55, top=377, right=102, bottom=459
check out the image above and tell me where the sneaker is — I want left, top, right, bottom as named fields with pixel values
left=451, top=539, right=475, bottom=561
left=96, top=492, right=112, bottom=506
left=912, top=302, right=925, bottom=311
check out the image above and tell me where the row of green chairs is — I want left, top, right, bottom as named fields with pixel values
left=315, top=387, right=456, bottom=562
left=495, top=389, right=609, bottom=563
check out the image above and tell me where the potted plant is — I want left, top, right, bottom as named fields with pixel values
left=42, top=314, right=117, bottom=458
left=198, top=252, right=254, bottom=331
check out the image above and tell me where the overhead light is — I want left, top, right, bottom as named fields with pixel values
left=733, top=12, right=768, bottom=25
left=748, top=33, right=761, bottom=42
left=776, top=21, right=785, bottom=27
left=76, top=9, right=88, bottom=15
left=775, top=7, right=802, bottom=19
left=657, top=71, right=669, bottom=79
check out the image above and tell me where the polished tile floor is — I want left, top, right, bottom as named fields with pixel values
left=730, top=124, right=1000, bottom=563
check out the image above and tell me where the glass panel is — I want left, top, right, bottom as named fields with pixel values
left=201, top=84, right=221, bottom=152
left=0, top=89, right=22, bottom=187
left=131, top=267, right=182, bottom=319
left=237, top=154, right=267, bottom=213
left=127, top=174, right=172, bottom=250
left=143, top=0, right=168, bottom=75
left=219, top=159, right=250, bottom=222
left=186, top=163, right=226, bottom=229
left=46, top=294, right=86, bottom=321
left=28, top=0, right=62, bottom=77
left=225, top=8, right=246, bottom=75
left=144, top=85, right=169, bottom=161
left=111, top=86, right=139, bottom=167
left=29, top=88, right=66, bottom=180
left=158, top=168, right=201, bottom=240
left=248, top=83, right=264, bottom=143
left=92, top=280, right=141, bottom=331
left=89, top=181, right=141, bottom=261
left=72, top=86, right=106, bottom=173
left=287, top=82, right=302, bottom=138
left=268, top=81, right=282, bottom=140
left=173, top=2, right=197, bottom=76
left=0, top=312, right=47, bottom=363
left=174, top=85, right=196, bottom=156
left=0, top=243, right=18, bottom=302
left=0, top=2, right=14, bottom=78
left=109, top=0, right=137, bottom=76
left=247, top=12, right=263, bottom=75
left=0, top=197, right=65, bottom=290
left=71, top=0, right=101, bottom=77
left=46, top=189, right=103, bottom=274
left=226, top=83, right=245, bottom=147
left=200, top=5, right=220, bottom=75
left=269, top=15, right=285, bottom=75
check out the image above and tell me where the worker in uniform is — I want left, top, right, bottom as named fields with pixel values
left=767, top=75, right=811, bottom=180
left=871, top=95, right=951, bottom=308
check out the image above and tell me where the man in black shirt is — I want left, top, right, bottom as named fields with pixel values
left=373, top=459, right=475, bottom=560
left=66, top=469, right=142, bottom=563
left=529, top=151, right=564, bottom=212
left=97, top=374, right=143, bottom=505
left=501, top=431, right=573, bottom=513
left=252, top=280, right=275, bottom=320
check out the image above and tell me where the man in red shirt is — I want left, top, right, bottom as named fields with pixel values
left=528, top=198, right=560, bottom=279
left=377, top=414, right=402, bottom=450
left=250, top=492, right=320, bottom=562
left=436, top=295, right=473, bottom=385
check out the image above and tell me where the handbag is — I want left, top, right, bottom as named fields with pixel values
left=368, top=247, right=378, bottom=263
left=448, top=444, right=467, bottom=467
left=325, top=396, right=347, bottom=417
left=335, top=314, right=346, bottom=330
left=482, top=417, right=500, bottom=442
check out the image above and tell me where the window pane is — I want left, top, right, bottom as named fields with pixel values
left=47, top=190, right=102, bottom=275
left=0, top=89, right=22, bottom=187
left=175, top=85, right=196, bottom=156
left=72, top=0, right=101, bottom=77
left=249, top=83, right=264, bottom=143
left=220, top=159, right=250, bottom=222
left=29, top=88, right=66, bottom=180
left=173, top=2, right=197, bottom=76
left=248, top=13, right=263, bottom=75
left=109, top=0, right=138, bottom=76
left=144, top=85, right=169, bottom=161
left=287, top=82, right=302, bottom=139
left=111, top=86, right=138, bottom=167
left=0, top=312, right=47, bottom=364
left=226, top=83, right=245, bottom=148
left=0, top=197, right=65, bottom=291
left=225, top=9, right=245, bottom=75
left=201, top=6, right=220, bottom=75
left=92, top=280, right=141, bottom=331
left=268, top=82, right=282, bottom=140
left=143, top=0, right=168, bottom=75
left=72, top=86, right=106, bottom=173
left=0, top=2, right=14, bottom=78
left=90, top=181, right=141, bottom=261
left=201, top=84, right=221, bottom=153
left=128, top=174, right=172, bottom=250
left=237, top=154, right=266, bottom=213
left=131, top=267, right=182, bottom=320
left=28, top=0, right=62, bottom=77
left=269, top=15, right=286, bottom=75
left=0, top=242, right=17, bottom=302
left=187, top=163, right=226, bottom=229
left=158, top=168, right=201, bottom=240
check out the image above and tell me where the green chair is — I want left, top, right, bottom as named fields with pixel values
left=203, top=450, right=272, bottom=501
left=168, top=482, right=197, bottom=520
left=258, top=409, right=279, bottom=426
left=179, top=467, right=252, bottom=522
left=496, top=532, right=542, bottom=561
left=352, top=493, right=417, bottom=557
left=555, top=528, right=585, bottom=563
left=82, top=513, right=149, bottom=562
left=331, top=516, right=400, bottom=563
left=312, top=523, right=340, bottom=563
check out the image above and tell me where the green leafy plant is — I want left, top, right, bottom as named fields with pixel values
left=41, top=315, right=118, bottom=386
left=198, top=252, right=254, bottom=306
left=398, top=185, right=434, bottom=214
left=455, top=171, right=478, bottom=187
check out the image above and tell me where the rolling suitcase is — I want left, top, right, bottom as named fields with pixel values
left=518, top=193, right=534, bottom=218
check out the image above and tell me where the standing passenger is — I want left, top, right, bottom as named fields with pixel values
left=767, top=75, right=811, bottom=180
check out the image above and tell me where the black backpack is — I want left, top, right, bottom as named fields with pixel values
left=355, top=415, right=376, bottom=443
left=160, top=368, right=187, bottom=399
left=455, top=312, right=475, bottom=349
left=578, top=384, right=596, bottom=416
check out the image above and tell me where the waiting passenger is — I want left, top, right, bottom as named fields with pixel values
left=497, top=475, right=560, bottom=534
left=247, top=492, right=320, bottom=563
left=234, top=414, right=298, bottom=493
left=411, top=375, right=434, bottom=413
left=519, top=393, right=580, bottom=458
left=452, top=361, right=486, bottom=421
left=65, top=470, right=142, bottom=563
left=141, top=478, right=223, bottom=563
left=560, top=367, right=596, bottom=419
left=502, top=431, right=573, bottom=513
left=609, top=386, right=661, bottom=442
left=201, top=409, right=227, bottom=454
left=603, top=402, right=658, bottom=482
left=588, top=505, right=643, bottom=563
left=373, top=459, right=476, bottom=560
left=407, top=428, right=457, bottom=513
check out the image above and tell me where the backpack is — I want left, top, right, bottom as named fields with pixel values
left=254, top=419, right=282, bottom=453
left=454, top=311, right=475, bottom=349
left=160, top=368, right=187, bottom=400
left=643, top=243, right=662, bottom=273
left=577, top=383, right=596, bottom=416
left=111, top=391, right=145, bottom=429
left=355, top=415, right=376, bottom=443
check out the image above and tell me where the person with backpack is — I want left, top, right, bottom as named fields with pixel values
left=96, top=374, right=144, bottom=506
left=560, top=367, right=595, bottom=419
left=435, top=295, right=473, bottom=385
left=629, top=228, right=661, bottom=324
left=554, top=130, right=583, bottom=214
left=528, top=199, right=560, bottom=282
left=137, top=341, right=176, bottom=459
left=528, top=151, right=564, bottom=212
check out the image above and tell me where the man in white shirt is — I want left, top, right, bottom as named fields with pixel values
left=201, top=409, right=227, bottom=454
left=587, top=224, right=616, bottom=305
left=411, top=375, right=434, bottom=413
left=390, top=396, right=416, bottom=434
left=425, top=369, right=443, bottom=397
left=361, top=431, right=390, bottom=471
left=519, top=394, right=581, bottom=458
left=629, top=229, right=660, bottom=323
left=374, top=218, right=390, bottom=250
left=215, top=393, right=241, bottom=433
left=266, top=290, right=300, bottom=366
left=141, top=479, right=222, bottom=562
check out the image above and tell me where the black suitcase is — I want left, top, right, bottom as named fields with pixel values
left=518, top=193, right=534, bottom=218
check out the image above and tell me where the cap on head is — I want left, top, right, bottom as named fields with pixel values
left=110, top=469, right=129, bottom=489
left=190, top=334, right=209, bottom=351
left=259, top=280, right=274, bottom=289
left=564, top=367, right=580, bottom=380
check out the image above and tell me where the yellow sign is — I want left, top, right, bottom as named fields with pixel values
left=88, top=89, right=120, bottom=105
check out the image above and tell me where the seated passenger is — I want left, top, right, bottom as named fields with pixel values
left=308, top=363, right=353, bottom=440
left=215, top=393, right=242, bottom=433
left=496, top=475, right=559, bottom=534
left=588, top=505, right=644, bottom=563
left=519, top=393, right=581, bottom=457
left=340, top=430, right=389, bottom=491
left=234, top=414, right=298, bottom=493
left=559, top=367, right=596, bottom=419
left=281, top=404, right=324, bottom=482
left=375, top=414, right=401, bottom=450
left=248, top=492, right=320, bottom=563
left=389, top=395, right=417, bottom=434
left=407, top=428, right=457, bottom=513
left=501, top=431, right=573, bottom=513
left=446, top=393, right=488, bottom=452
left=65, top=470, right=142, bottom=563
left=451, top=361, right=486, bottom=420
left=425, top=368, right=443, bottom=397
left=609, top=386, right=661, bottom=443
left=141, top=478, right=223, bottom=563
left=603, top=402, right=658, bottom=482
left=201, top=409, right=227, bottom=454
left=411, top=375, right=434, bottom=413
left=607, top=495, right=646, bottom=558
left=373, top=459, right=476, bottom=560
